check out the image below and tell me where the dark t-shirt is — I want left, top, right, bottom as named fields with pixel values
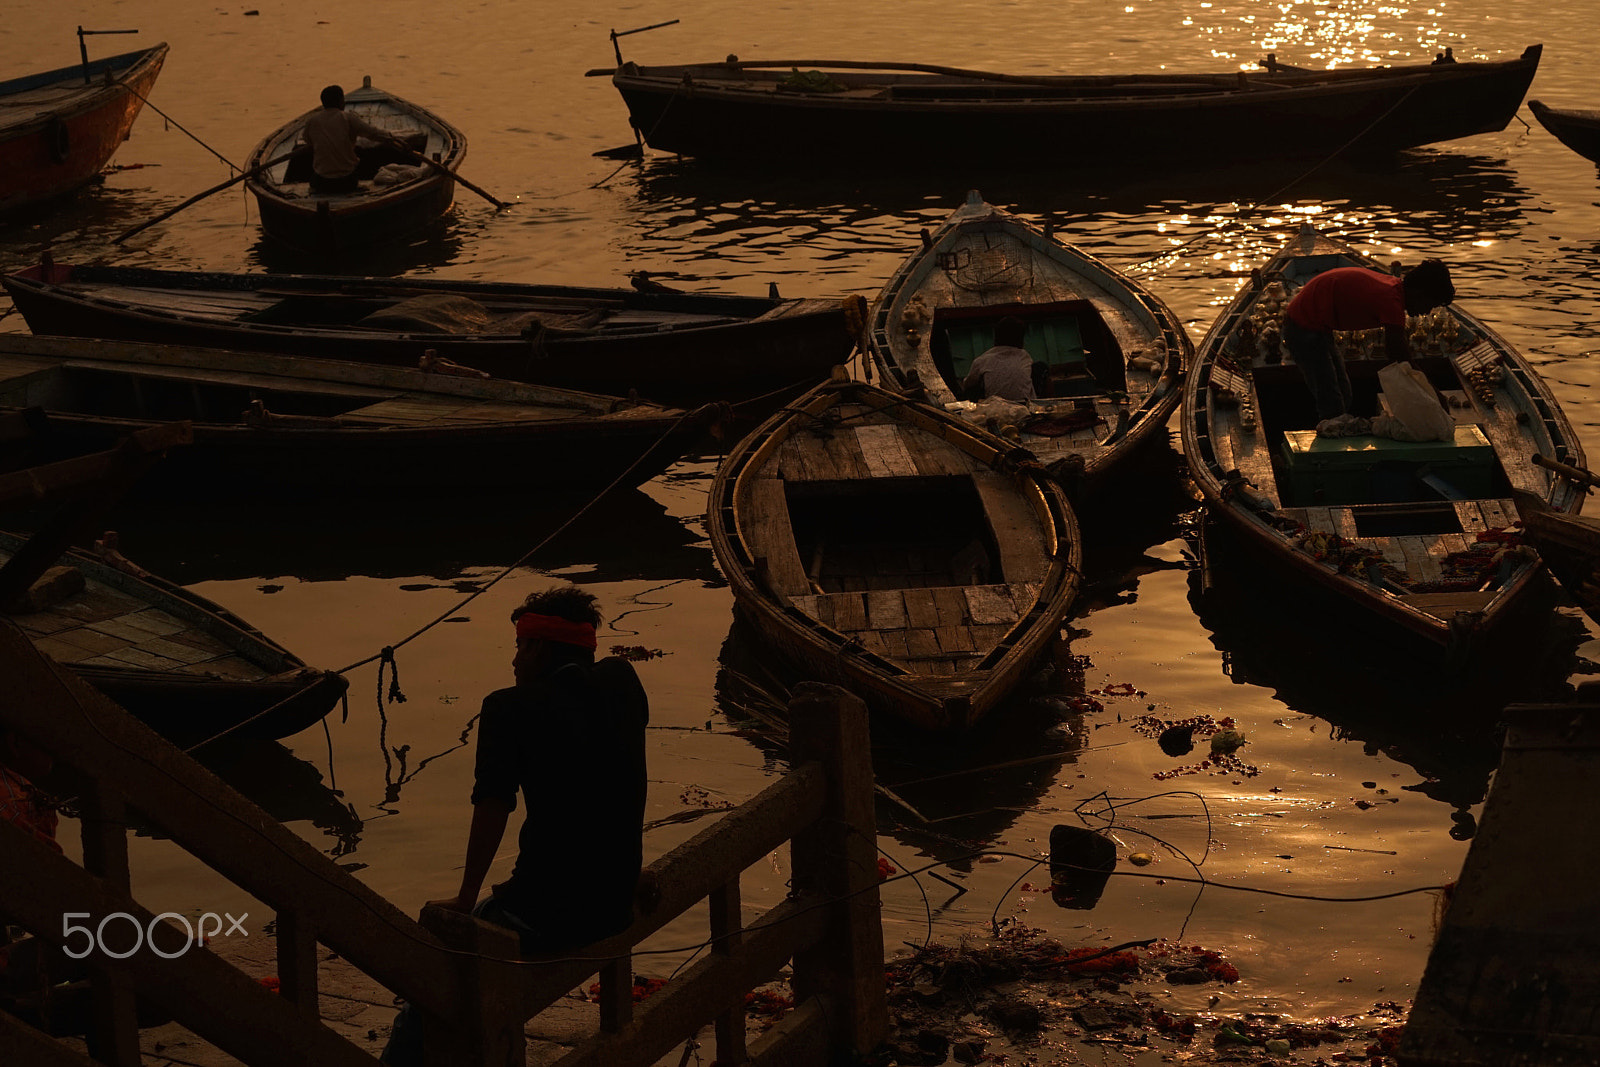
left=1285, top=267, right=1406, bottom=332
left=470, top=656, right=649, bottom=947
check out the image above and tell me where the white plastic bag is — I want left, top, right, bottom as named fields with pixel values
left=1376, top=361, right=1454, bottom=442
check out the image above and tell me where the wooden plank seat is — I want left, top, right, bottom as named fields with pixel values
left=788, top=582, right=1036, bottom=674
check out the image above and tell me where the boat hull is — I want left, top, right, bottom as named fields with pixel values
left=0, top=45, right=168, bottom=216
left=870, top=192, right=1188, bottom=494
left=1529, top=99, right=1600, bottom=165
left=708, top=379, right=1082, bottom=731
left=244, top=81, right=465, bottom=250
left=1, top=264, right=854, bottom=407
left=1179, top=226, right=1584, bottom=652
left=610, top=47, right=1540, bottom=165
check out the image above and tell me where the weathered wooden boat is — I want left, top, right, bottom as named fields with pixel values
left=0, top=42, right=168, bottom=217
left=1528, top=99, right=1600, bottom=166
left=587, top=45, right=1540, bottom=165
left=244, top=76, right=464, bottom=249
left=1512, top=456, right=1600, bottom=628
left=0, top=334, right=715, bottom=496
left=707, top=372, right=1082, bottom=731
left=0, top=530, right=346, bottom=747
left=1181, top=224, right=1584, bottom=653
left=871, top=191, right=1187, bottom=492
left=1, top=261, right=855, bottom=407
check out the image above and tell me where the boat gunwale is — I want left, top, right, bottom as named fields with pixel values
left=1180, top=226, right=1583, bottom=643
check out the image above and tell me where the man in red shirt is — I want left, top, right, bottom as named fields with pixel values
left=1282, top=259, right=1455, bottom=427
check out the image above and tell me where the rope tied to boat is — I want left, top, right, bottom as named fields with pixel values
left=377, top=645, right=407, bottom=705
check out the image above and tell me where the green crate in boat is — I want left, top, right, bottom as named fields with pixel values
left=1279, top=425, right=1496, bottom=506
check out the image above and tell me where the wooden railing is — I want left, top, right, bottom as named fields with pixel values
left=0, top=620, right=886, bottom=1067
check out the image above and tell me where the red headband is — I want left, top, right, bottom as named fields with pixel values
left=515, top=612, right=597, bottom=650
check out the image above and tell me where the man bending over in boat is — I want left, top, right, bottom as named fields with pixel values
left=1281, top=259, right=1455, bottom=436
left=300, top=84, right=406, bottom=194
left=381, top=585, right=649, bottom=1065
left=963, top=315, right=1040, bottom=403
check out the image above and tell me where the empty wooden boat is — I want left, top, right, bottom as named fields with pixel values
left=0, top=334, right=716, bottom=496
left=0, top=40, right=168, bottom=217
left=708, top=373, right=1082, bottom=730
left=0, top=529, right=346, bottom=747
left=588, top=45, right=1540, bottom=165
left=1181, top=224, right=1584, bottom=653
left=1528, top=99, right=1600, bottom=165
left=1, top=261, right=854, bottom=407
left=244, top=76, right=464, bottom=249
left=871, top=191, right=1187, bottom=492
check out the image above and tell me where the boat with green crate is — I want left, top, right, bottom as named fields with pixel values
left=1180, top=224, right=1584, bottom=653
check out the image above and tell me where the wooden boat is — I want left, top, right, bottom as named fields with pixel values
left=0, top=530, right=346, bottom=747
left=1528, top=99, right=1600, bottom=165
left=1512, top=457, right=1600, bottom=628
left=587, top=46, right=1541, bottom=165
left=1181, top=224, right=1585, bottom=653
left=1, top=261, right=855, bottom=407
left=0, top=334, right=716, bottom=496
left=244, top=76, right=464, bottom=250
left=707, top=372, right=1082, bottom=731
left=870, top=191, right=1188, bottom=491
left=0, top=42, right=168, bottom=217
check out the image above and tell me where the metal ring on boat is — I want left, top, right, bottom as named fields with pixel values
left=48, top=118, right=70, bottom=163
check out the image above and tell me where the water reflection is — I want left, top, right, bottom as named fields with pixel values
left=1187, top=520, right=1586, bottom=817
left=714, top=619, right=1086, bottom=872
left=243, top=211, right=472, bottom=277
left=194, top=739, right=364, bottom=857
left=94, top=484, right=718, bottom=585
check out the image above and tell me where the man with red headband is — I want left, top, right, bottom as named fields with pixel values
left=384, top=585, right=648, bottom=1065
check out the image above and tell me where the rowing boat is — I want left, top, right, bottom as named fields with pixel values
left=1, top=261, right=854, bottom=407
left=0, top=334, right=713, bottom=496
left=707, top=373, right=1081, bottom=731
left=0, top=530, right=345, bottom=747
left=871, top=190, right=1188, bottom=492
left=0, top=42, right=168, bottom=216
left=1181, top=224, right=1584, bottom=653
left=588, top=46, right=1541, bottom=165
left=1528, top=99, right=1600, bottom=166
left=244, top=76, right=464, bottom=250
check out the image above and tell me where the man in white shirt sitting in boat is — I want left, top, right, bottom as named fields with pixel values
left=299, top=84, right=403, bottom=194
left=963, top=315, right=1039, bottom=403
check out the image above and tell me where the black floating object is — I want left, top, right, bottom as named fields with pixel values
left=1158, top=723, right=1196, bottom=757
left=1048, top=825, right=1117, bottom=910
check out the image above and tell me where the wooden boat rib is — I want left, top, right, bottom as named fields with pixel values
left=590, top=45, right=1540, bottom=164
left=871, top=190, right=1188, bottom=491
left=0, top=334, right=714, bottom=496
left=1528, top=99, right=1600, bottom=165
left=244, top=76, right=464, bottom=250
left=0, top=43, right=168, bottom=217
left=1, top=530, right=346, bottom=746
left=1181, top=224, right=1585, bottom=651
left=708, top=374, right=1082, bottom=731
left=1, top=262, right=855, bottom=407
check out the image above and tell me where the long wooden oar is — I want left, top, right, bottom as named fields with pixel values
left=114, top=150, right=299, bottom=244
left=395, top=146, right=509, bottom=210
left=1533, top=452, right=1600, bottom=491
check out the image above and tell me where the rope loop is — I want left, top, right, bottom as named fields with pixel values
left=378, top=646, right=408, bottom=705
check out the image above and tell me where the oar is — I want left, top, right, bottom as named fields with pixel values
left=1533, top=452, right=1600, bottom=491
left=113, top=150, right=299, bottom=244
left=394, top=146, right=509, bottom=210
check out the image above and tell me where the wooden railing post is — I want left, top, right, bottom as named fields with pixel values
left=80, top=782, right=139, bottom=1067
left=277, top=909, right=320, bottom=1022
left=710, top=879, right=747, bottom=1064
left=785, top=682, right=888, bottom=1060
left=418, top=904, right=526, bottom=1067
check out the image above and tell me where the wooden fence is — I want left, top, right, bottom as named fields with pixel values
left=0, top=619, right=886, bottom=1066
